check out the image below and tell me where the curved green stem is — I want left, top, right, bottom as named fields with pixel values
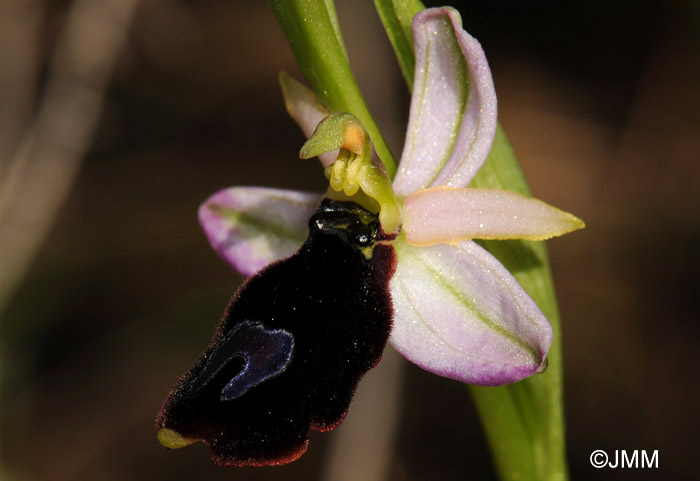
left=267, top=0, right=397, bottom=177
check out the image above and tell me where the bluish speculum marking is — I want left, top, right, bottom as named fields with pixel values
left=189, top=321, right=295, bottom=401
left=156, top=199, right=396, bottom=466
left=221, top=322, right=295, bottom=400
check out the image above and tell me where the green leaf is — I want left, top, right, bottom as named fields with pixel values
left=468, top=126, right=569, bottom=481
left=376, top=2, right=571, bottom=478
left=322, top=0, right=348, bottom=59
left=267, top=0, right=397, bottom=177
left=373, top=0, right=425, bottom=90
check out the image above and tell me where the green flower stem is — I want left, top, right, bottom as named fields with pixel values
left=377, top=4, right=569, bottom=481
left=267, top=0, right=397, bottom=177
left=373, top=0, right=425, bottom=90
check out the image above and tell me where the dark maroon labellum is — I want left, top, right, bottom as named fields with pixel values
left=156, top=199, right=396, bottom=466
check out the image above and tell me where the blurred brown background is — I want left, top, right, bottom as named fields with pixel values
left=1, top=1, right=699, bottom=480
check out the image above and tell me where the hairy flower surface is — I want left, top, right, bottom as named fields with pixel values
left=200, top=7, right=582, bottom=386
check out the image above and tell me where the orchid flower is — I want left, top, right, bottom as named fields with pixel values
left=156, top=6, right=583, bottom=467
left=199, top=8, right=583, bottom=386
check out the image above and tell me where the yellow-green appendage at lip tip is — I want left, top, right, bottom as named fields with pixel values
left=157, top=427, right=197, bottom=450
left=300, top=113, right=402, bottom=235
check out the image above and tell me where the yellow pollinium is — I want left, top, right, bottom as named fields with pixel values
left=157, top=428, right=197, bottom=450
left=300, top=113, right=401, bottom=235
